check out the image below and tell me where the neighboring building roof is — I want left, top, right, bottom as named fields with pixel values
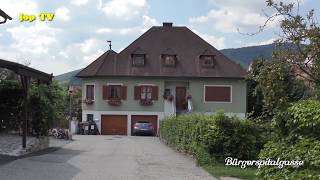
left=77, top=24, right=246, bottom=79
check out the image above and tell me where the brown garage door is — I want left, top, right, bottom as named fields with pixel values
left=101, top=115, right=127, bottom=135
left=131, top=115, right=158, bottom=136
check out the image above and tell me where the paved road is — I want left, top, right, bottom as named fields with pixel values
left=0, top=135, right=215, bottom=180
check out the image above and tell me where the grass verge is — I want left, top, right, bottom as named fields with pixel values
left=202, top=162, right=257, bottom=180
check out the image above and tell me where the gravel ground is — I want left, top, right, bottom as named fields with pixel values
left=0, top=135, right=216, bottom=180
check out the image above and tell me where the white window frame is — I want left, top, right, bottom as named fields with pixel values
left=84, top=83, right=95, bottom=101
left=203, top=85, right=232, bottom=103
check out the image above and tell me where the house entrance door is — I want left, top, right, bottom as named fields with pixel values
left=176, top=87, right=187, bottom=111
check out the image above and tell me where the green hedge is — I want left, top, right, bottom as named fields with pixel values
left=257, top=100, right=320, bottom=179
left=160, top=111, right=262, bottom=163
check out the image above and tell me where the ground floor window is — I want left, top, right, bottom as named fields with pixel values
left=87, top=114, right=94, bottom=122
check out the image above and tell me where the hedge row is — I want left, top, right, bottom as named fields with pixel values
left=160, top=111, right=263, bottom=164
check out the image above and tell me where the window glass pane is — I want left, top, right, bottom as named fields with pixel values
left=133, top=55, right=144, bottom=66
left=110, top=85, right=121, bottom=99
left=141, top=92, right=146, bottom=99
left=147, top=92, right=152, bottom=99
left=86, top=85, right=94, bottom=99
left=87, top=114, right=93, bottom=121
left=115, top=86, right=121, bottom=99
left=163, top=55, right=176, bottom=66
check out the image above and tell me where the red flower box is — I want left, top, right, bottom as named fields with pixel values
left=83, top=98, right=94, bottom=105
left=139, top=99, right=153, bottom=105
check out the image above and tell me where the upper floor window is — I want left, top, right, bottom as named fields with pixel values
left=141, top=86, right=152, bottom=100
left=103, top=85, right=127, bottom=100
left=162, top=55, right=176, bottom=67
left=86, top=85, right=94, bottom=100
left=200, top=55, right=215, bottom=68
left=109, top=85, right=122, bottom=100
left=132, top=54, right=145, bottom=66
left=134, top=85, right=158, bottom=101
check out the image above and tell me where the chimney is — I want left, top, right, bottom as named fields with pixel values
left=163, top=22, right=173, bottom=27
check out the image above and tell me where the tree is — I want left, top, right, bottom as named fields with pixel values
left=246, top=58, right=266, bottom=118
left=29, top=81, right=67, bottom=136
left=260, top=0, right=320, bottom=97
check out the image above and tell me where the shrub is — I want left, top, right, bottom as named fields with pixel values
left=204, top=112, right=260, bottom=160
left=257, top=139, right=320, bottom=179
left=258, top=100, right=320, bottom=179
left=286, top=100, right=320, bottom=140
left=160, top=111, right=262, bottom=164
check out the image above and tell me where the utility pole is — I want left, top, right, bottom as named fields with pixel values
left=68, top=87, right=73, bottom=134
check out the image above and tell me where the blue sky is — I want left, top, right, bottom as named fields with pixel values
left=0, top=0, right=319, bottom=75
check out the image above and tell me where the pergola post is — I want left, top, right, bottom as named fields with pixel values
left=20, top=75, right=30, bottom=148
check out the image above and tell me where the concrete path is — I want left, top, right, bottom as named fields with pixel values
left=0, top=135, right=215, bottom=180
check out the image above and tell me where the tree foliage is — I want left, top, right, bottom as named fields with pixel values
left=258, top=100, right=320, bottom=179
left=29, top=81, right=67, bottom=136
left=0, top=81, right=23, bottom=131
left=265, top=0, right=320, bottom=95
left=247, top=57, right=306, bottom=118
left=0, top=80, right=69, bottom=136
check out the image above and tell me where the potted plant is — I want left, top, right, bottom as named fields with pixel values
left=83, top=98, right=94, bottom=105
left=163, top=94, right=174, bottom=102
left=186, top=94, right=192, bottom=100
left=140, top=99, right=153, bottom=105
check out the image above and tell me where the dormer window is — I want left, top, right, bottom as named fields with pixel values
left=132, top=54, right=145, bottom=67
left=162, top=54, right=176, bottom=67
left=200, top=55, right=215, bottom=68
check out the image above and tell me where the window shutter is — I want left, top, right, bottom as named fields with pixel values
left=121, top=86, right=127, bottom=100
left=103, top=85, right=109, bottom=100
left=152, top=86, right=158, bottom=100
left=134, top=86, right=141, bottom=100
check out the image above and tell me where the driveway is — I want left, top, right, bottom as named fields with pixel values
left=0, top=135, right=215, bottom=180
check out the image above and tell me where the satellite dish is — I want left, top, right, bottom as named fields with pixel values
left=0, top=9, right=12, bottom=24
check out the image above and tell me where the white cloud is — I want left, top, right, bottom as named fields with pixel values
left=79, top=38, right=101, bottom=53
left=192, top=30, right=225, bottom=49
left=245, top=38, right=276, bottom=47
left=7, top=23, right=60, bottom=54
left=96, top=15, right=159, bottom=35
left=191, top=0, right=306, bottom=33
left=96, top=28, right=114, bottom=34
left=83, top=50, right=104, bottom=64
left=71, top=0, right=89, bottom=6
left=99, top=0, right=147, bottom=19
left=55, top=7, right=71, bottom=21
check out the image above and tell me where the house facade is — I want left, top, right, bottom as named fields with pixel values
left=76, top=23, right=247, bottom=136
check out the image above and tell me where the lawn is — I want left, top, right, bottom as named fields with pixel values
left=202, top=162, right=257, bottom=180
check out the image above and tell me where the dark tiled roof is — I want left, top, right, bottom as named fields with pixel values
left=76, top=26, right=246, bottom=78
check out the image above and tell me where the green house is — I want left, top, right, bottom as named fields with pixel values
left=76, top=22, right=246, bottom=136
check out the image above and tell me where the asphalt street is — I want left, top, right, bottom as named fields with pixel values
left=0, top=135, right=215, bottom=180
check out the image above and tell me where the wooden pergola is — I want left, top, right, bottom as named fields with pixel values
left=0, top=59, right=53, bottom=148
